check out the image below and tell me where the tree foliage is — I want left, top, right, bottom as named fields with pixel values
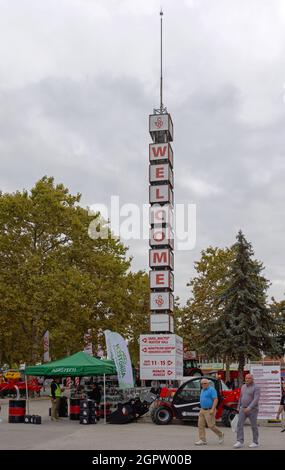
left=269, top=298, right=285, bottom=353
left=202, top=231, right=283, bottom=384
left=179, top=246, right=235, bottom=351
left=181, top=234, right=284, bottom=385
left=0, top=177, right=148, bottom=366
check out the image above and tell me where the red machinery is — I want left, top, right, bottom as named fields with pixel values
left=204, top=369, right=250, bottom=384
left=0, top=377, right=41, bottom=397
left=183, top=359, right=203, bottom=377
left=151, top=376, right=240, bottom=427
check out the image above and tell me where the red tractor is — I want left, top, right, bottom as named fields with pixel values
left=183, top=359, right=203, bottom=377
left=151, top=375, right=240, bottom=427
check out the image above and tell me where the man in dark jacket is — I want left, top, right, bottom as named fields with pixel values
left=89, top=383, right=101, bottom=404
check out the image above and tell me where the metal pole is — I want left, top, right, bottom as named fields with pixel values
left=160, top=9, right=163, bottom=111
left=25, top=375, right=29, bottom=414
left=103, top=374, right=106, bottom=425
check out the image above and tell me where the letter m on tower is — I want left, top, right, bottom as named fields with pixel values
left=153, top=251, right=167, bottom=263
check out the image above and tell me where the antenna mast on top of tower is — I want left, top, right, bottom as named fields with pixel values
left=154, top=9, right=167, bottom=114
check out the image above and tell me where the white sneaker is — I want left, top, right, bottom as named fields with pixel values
left=218, top=432, right=224, bottom=444
left=248, top=442, right=259, bottom=448
left=233, top=441, right=244, bottom=448
left=195, top=440, right=207, bottom=445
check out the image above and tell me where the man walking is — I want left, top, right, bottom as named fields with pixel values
left=50, top=377, right=63, bottom=421
left=233, top=374, right=260, bottom=448
left=195, top=378, right=224, bottom=445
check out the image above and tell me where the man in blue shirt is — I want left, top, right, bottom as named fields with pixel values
left=195, top=378, right=224, bottom=445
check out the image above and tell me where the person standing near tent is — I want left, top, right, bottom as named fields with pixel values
left=89, top=382, right=102, bottom=405
left=50, top=377, right=64, bottom=421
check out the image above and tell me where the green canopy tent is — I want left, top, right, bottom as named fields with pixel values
left=24, top=351, right=117, bottom=422
left=24, top=351, right=116, bottom=376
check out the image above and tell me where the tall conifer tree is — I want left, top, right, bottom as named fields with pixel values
left=212, top=231, right=281, bottom=384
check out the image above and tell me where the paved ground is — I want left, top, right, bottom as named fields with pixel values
left=0, top=398, right=284, bottom=450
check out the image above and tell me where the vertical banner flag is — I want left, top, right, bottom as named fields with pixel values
left=43, top=330, right=50, bottom=363
left=104, top=330, right=114, bottom=360
left=104, top=330, right=134, bottom=389
left=84, top=329, right=93, bottom=356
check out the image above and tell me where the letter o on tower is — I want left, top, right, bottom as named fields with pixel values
left=153, top=231, right=165, bottom=242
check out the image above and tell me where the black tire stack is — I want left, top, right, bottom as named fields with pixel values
left=24, top=415, right=33, bottom=423
left=8, top=399, right=26, bottom=423
left=59, top=396, right=68, bottom=417
left=79, top=399, right=96, bottom=425
left=24, top=414, right=41, bottom=424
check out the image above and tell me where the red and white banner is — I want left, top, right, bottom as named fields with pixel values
left=140, top=334, right=183, bottom=380
left=148, top=111, right=174, bottom=336
left=149, top=164, right=173, bottom=186
left=150, top=270, right=174, bottom=290
left=149, top=248, right=174, bottom=269
left=149, top=184, right=173, bottom=205
left=149, top=114, right=173, bottom=142
left=149, top=142, right=173, bottom=166
left=149, top=227, right=174, bottom=249
left=149, top=204, right=174, bottom=226
left=150, top=292, right=174, bottom=311
left=250, top=364, right=281, bottom=419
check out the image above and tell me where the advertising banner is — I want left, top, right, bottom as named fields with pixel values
left=149, top=248, right=174, bottom=269
left=250, top=364, right=281, bottom=419
left=140, top=334, right=183, bottom=380
left=104, top=330, right=134, bottom=389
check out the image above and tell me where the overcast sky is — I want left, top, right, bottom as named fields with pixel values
left=1, top=0, right=285, bottom=305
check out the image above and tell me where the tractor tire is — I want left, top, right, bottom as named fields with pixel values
left=191, top=370, right=203, bottom=377
left=150, top=407, right=159, bottom=424
left=153, top=406, right=173, bottom=425
left=221, top=408, right=238, bottom=427
left=185, top=368, right=203, bottom=377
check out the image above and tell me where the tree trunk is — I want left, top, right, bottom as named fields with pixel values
left=225, top=357, right=231, bottom=382
left=238, top=354, right=245, bottom=387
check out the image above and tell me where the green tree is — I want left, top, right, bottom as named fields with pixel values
left=270, top=298, right=285, bottom=354
left=123, top=271, right=149, bottom=365
left=214, top=231, right=282, bottom=385
left=0, top=177, right=147, bottom=366
left=181, top=246, right=235, bottom=355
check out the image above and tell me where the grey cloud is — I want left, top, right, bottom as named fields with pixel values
left=0, top=0, right=284, bottom=304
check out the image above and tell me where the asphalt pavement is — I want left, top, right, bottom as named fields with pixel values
left=0, top=397, right=284, bottom=450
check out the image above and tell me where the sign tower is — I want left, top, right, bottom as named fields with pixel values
left=140, top=11, right=183, bottom=381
